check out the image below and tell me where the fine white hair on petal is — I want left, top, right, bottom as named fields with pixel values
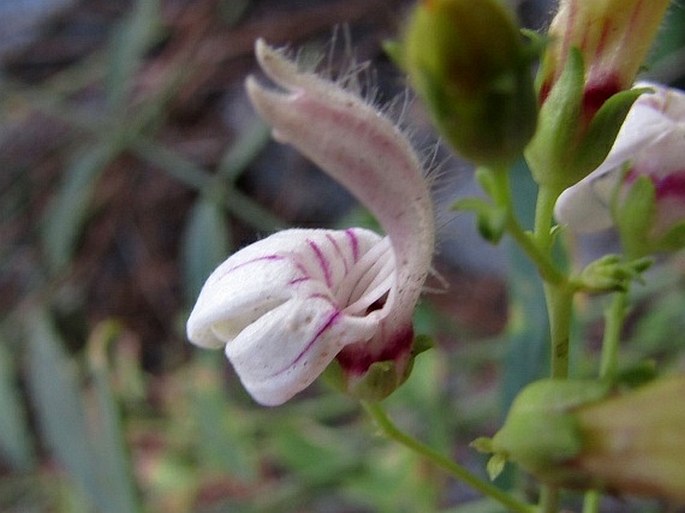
left=188, top=39, right=436, bottom=406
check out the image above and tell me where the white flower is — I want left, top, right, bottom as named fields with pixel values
left=555, top=82, right=685, bottom=236
left=186, top=40, right=434, bottom=406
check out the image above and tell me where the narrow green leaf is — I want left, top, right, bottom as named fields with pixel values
left=25, top=308, right=101, bottom=509
left=574, top=87, right=647, bottom=177
left=486, top=454, right=507, bottom=481
left=86, top=322, right=142, bottom=513
left=190, top=351, right=257, bottom=480
left=106, top=0, right=161, bottom=110
left=217, top=118, right=271, bottom=182
left=0, top=330, right=35, bottom=471
left=616, top=175, right=655, bottom=258
left=181, top=198, right=231, bottom=303
left=41, top=143, right=117, bottom=273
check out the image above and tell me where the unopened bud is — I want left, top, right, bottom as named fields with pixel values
left=480, top=377, right=685, bottom=503
left=401, top=0, right=537, bottom=166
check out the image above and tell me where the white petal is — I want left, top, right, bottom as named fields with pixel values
left=555, top=83, right=685, bottom=232
left=246, top=40, right=434, bottom=329
left=226, top=295, right=378, bottom=406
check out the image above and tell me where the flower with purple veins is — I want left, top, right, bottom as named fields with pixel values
left=555, top=82, right=685, bottom=250
left=186, top=40, right=435, bottom=406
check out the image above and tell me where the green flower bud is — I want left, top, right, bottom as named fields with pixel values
left=576, top=377, right=685, bottom=502
left=573, top=254, right=651, bottom=294
left=527, top=0, right=670, bottom=190
left=484, top=379, right=610, bottom=485
left=480, top=377, right=685, bottom=503
left=401, top=0, right=537, bottom=166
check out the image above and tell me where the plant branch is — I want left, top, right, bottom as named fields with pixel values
left=361, top=401, right=536, bottom=513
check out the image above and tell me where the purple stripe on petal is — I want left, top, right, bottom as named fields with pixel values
left=327, top=233, right=348, bottom=273
left=289, top=276, right=311, bottom=285
left=270, top=309, right=341, bottom=378
left=291, top=310, right=341, bottom=364
left=308, top=239, right=333, bottom=288
left=222, top=255, right=284, bottom=276
left=345, top=228, right=360, bottom=263
left=308, top=293, right=337, bottom=307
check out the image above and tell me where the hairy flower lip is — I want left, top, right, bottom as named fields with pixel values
left=246, top=38, right=434, bottom=329
left=187, top=39, right=435, bottom=405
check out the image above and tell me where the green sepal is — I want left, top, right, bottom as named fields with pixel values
left=572, top=87, right=649, bottom=179
left=411, top=334, right=434, bottom=356
left=471, top=436, right=493, bottom=454
left=452, top=197, right=507, bottom=244
left=486, top=453, right=507, bottom=481
left=382, top=39, right=403, bottom=69
left=573, top=254, right=652, bottom=293
left=323, top=358, right=408, bottom=402
left=655, top=221, right=685, bottom=253
left=615, top=175, right=656, bottom=258
left=322, top=334, right=433, bottom=402
left=526, top=48, right=584, bottom=189
left=519, top=28, right=549, bottom=58
left=471, top=437, right=507, bottom=480
left=614, top=360, right=657, bottom=389
left=346, top=360, right=406, bottom=402
left=489, top=379, right=611, bottom=484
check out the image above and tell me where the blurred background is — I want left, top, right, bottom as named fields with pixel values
left=2, top=1, right=685, bottom=512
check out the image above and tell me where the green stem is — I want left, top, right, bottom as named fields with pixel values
left=506, top=219, right=564, bottom=285
left=532, top=185, right=569, bottom=513
left=486, top=167, right=564, bottom=284
left=582, top=291, right=629, bottom=511
left=582, top=490, right=600, bottom=513
left=544, top=283, right=573, bottom=379
left=599, top=291, right=628, bottom=380
left=538, top=486, right=559, bottom=513
left=361, top=401, right=535, bottom=513
left=533, top=186, right=560, bottom=250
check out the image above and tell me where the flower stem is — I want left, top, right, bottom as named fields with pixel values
left=533, top=186, right=560, bottom=250
left=581, top=291, right=629, bottom=511
left=582, top=490, right=601, bottom=513
left=487, top=167, right=564, bottom=284
left=361, top=401, right=535, bottom=513
left=532, top=184, right=570, bottom=513
left=544, top=283, right=573, bottom=379
left=599, top=291, right=628, bottom=380
left=538, top=486, right=560, bottom=513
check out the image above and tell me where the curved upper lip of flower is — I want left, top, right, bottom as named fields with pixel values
left=245, top=39, right=435, bottom=329
left=186, top=40, right=435, bottom=405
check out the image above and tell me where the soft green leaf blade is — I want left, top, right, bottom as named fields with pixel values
left=190, top=351, right=257, bottom=480
left=182, top=197, right=231, bottom=303
left=0, top=330, right=35, bottom=471
left=217, top=117, right=271, bottom=183
left=24, top=308, right=101, bottom=509
left=86, top=322, right=142, bottom=513
left=573, top=87, right=646, bottom=177
left=268, top=420, right=357, bottom=482
left=106, top=0, right=161, bottom=110
left=499, top=160, right=549, bottom=487
left=41, top=143, right=117, bottom=273
left=503, top=159, right=551, bottom=407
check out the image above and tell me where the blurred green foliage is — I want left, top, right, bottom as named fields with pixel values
left=1, top=1, right=685, bottom=513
